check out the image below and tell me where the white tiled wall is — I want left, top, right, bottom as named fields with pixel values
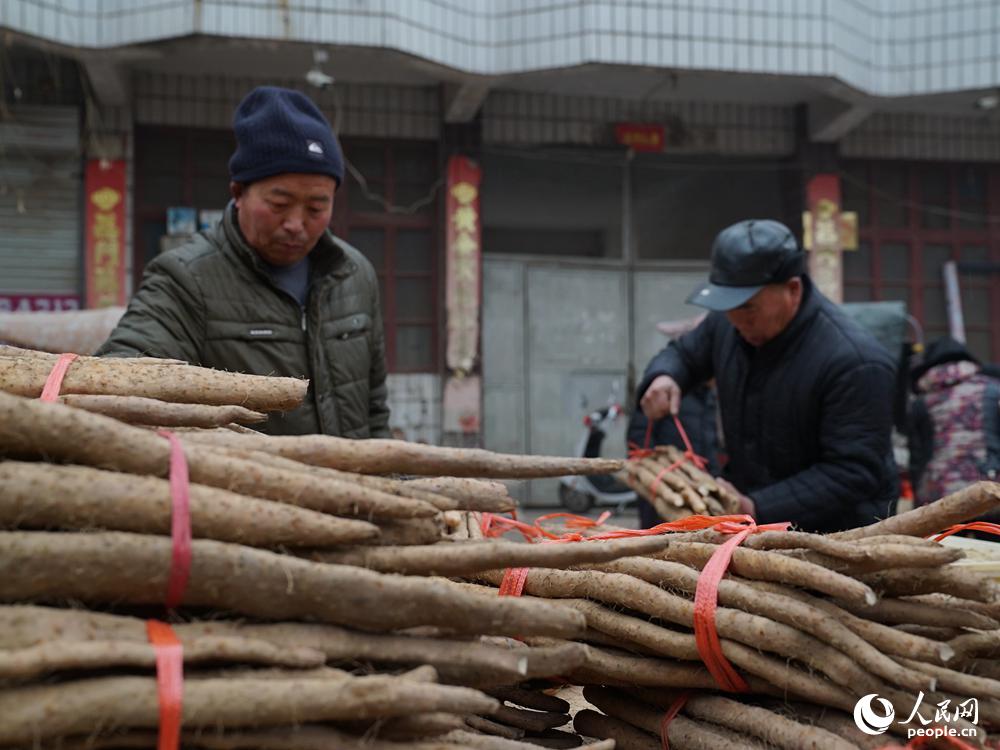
left=5, top=1, right=999, bottom=98
left=386, top=373, right=442, bottom=445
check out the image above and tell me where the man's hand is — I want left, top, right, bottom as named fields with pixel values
left=717, top=477, right=756, bottom=518
left=640, top=375, right=681, bottom=420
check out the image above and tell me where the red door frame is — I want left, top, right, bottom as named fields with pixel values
left=844, top=161, right=1000, bottom=360
left=334, top=139, right=441, bottom=373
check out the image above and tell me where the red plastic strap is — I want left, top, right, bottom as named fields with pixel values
left=693, top=529, right=752, bottom=692
left=628, top=419, right=657, bottom=459
left=483, top=510, right=776, bottom=545
left=39, top=353, right=79, bottom=402
left=659, top=693, right=690, bottom=750
left=932, top=521, right=1000, bottom=542
left=627, top=415, right=708, bottom=471
left=146, top=620, right=183, bottom=750
left=671, top=413, right=706, bottom=470
left=157, top=430, right=192, bottom=610
left=499, top=567, right=530, bottom=597
left=690, top=517, right=789, bottom=692
left=481, top=510, right=611, bottom=543
left=535, top=510, right=611, bottom=530
left=487, top=509, right=789, bottom=694
left=647, top=461, right=682, bottom=497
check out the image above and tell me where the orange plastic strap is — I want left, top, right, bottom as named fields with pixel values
left=628, top=414, right=708, bottom=472
left=486, top=512, right=767, bottom=544
left=146, top=620, right=183, bottom=750
left=659, top=693, right=690, bottom=750
left=693, top=529, right=752, bottom=692
left=489, top=511, right=790, bottom=695
left=672, top=413, right=706, bottom=470
left=499, top=567, right=530, bottom=597
left=534, top=511, right=611, bottom=530
left=157, top=431, right=192, bottom=610
left=690, top=517, right=789, bottom=692
left=39, top=353, right=78, bottom=402
left=933, top=521, right=1000, bottom=542
left=647, top=461, right=681, bottom=497
left=627, top=419, right=657, bottom=459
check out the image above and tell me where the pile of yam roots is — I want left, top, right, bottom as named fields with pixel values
left=620, top=446, right=743, bottom=520
left=3, top=345, right=1000, bottom=749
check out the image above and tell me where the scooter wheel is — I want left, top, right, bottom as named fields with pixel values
left=559, top=484, right=594, bottom=514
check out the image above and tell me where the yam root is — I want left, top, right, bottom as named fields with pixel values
left=476, top=567, right=879, bottom=693
left=405, top=477, right=514, bottom=505
left=0, top=674, right=499, bottom=745
left=436, top=642, right=590, bottom=687
left=773, top=545, right=963, bottom=576
left=651, top=541, right=878, bottom=605
left=836, top=596, right=999, bottom=631
left=0, top=461, right=379, bottom=547
left=582, top=685, right=751, bottom=750
left=59, top=394, right=266, bottom=426
left=312, top=536, right=671, bottom=575
left=364, top=516, right=448, bottom=546
left=0, top=355, right=306, bottom=411
left=595, top=556, right=933, bottom=692
left=573, top=710, right=659, bottom=750
left=340, top=712, right=467, bottom=740
left=860, top=567, right=999, bottom=603
left=743, top=579, right=956, bottom=664
left=490, top=705, right=569, bottom=733
left=486, top=687, right=570, bottom=714
left=202, top=445, right=516, bottom=514
left=0, top=532, right=586, bottom=639
left=466, top=715, right=527, bottom=740
left=834, top=481, right=1000, bottom=540
left=167, top=426, right=625, bottom=478
left=0, top=393, right=440, bottom=520
left=628, top=687, right=857, bottom=750
left=0, top=636, right=326, bottom=681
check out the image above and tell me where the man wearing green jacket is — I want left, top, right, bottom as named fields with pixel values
left=98, top=86, right=390, bottom=438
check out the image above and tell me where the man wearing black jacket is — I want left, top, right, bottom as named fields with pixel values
left=638, top=219, right=898, bottom=532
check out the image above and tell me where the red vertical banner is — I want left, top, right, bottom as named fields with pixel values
left=802, top=174, right=857, bottom=304
left=443, top=156, right=483, bottom=441
left=84, top=159, right=127, bottom=308
left=445, top=156, right=482, bottom=375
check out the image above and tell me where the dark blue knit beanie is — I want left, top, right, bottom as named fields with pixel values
left=229, top=86, right=344, bottom=186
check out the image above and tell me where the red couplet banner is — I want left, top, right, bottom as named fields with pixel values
left=84, top=159, right=127, bottom=308
left=445, top=155, right=482, bottom=376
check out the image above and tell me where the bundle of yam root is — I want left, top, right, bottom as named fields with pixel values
left=463, top=482, right=1000, bottom=749
left=620, top=446, right=742, bottom=520
left=6, top=346, right=1000, bottom=749
left=0, top=347, right=635, bottom=749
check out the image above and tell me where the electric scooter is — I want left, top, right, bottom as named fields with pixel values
left=558, top=403, right=637, bottom=513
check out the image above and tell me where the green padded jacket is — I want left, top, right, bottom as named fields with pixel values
left=97, top=203, right=390, bottom=437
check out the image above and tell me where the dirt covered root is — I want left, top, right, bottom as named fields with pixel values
left=0, top=461, right=378, bottom=547
left=0, top=531, right=586, bottom=639
left=0, top=674, right=499, bottom=745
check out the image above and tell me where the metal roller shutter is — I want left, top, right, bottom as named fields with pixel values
left=0, top=105, right=81, bottom=295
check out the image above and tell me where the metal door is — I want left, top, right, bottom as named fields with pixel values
left=0, top=106, right=81, bottom=297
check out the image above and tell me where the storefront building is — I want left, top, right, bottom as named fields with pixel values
left=3, top=2, right=1000, bottom=500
